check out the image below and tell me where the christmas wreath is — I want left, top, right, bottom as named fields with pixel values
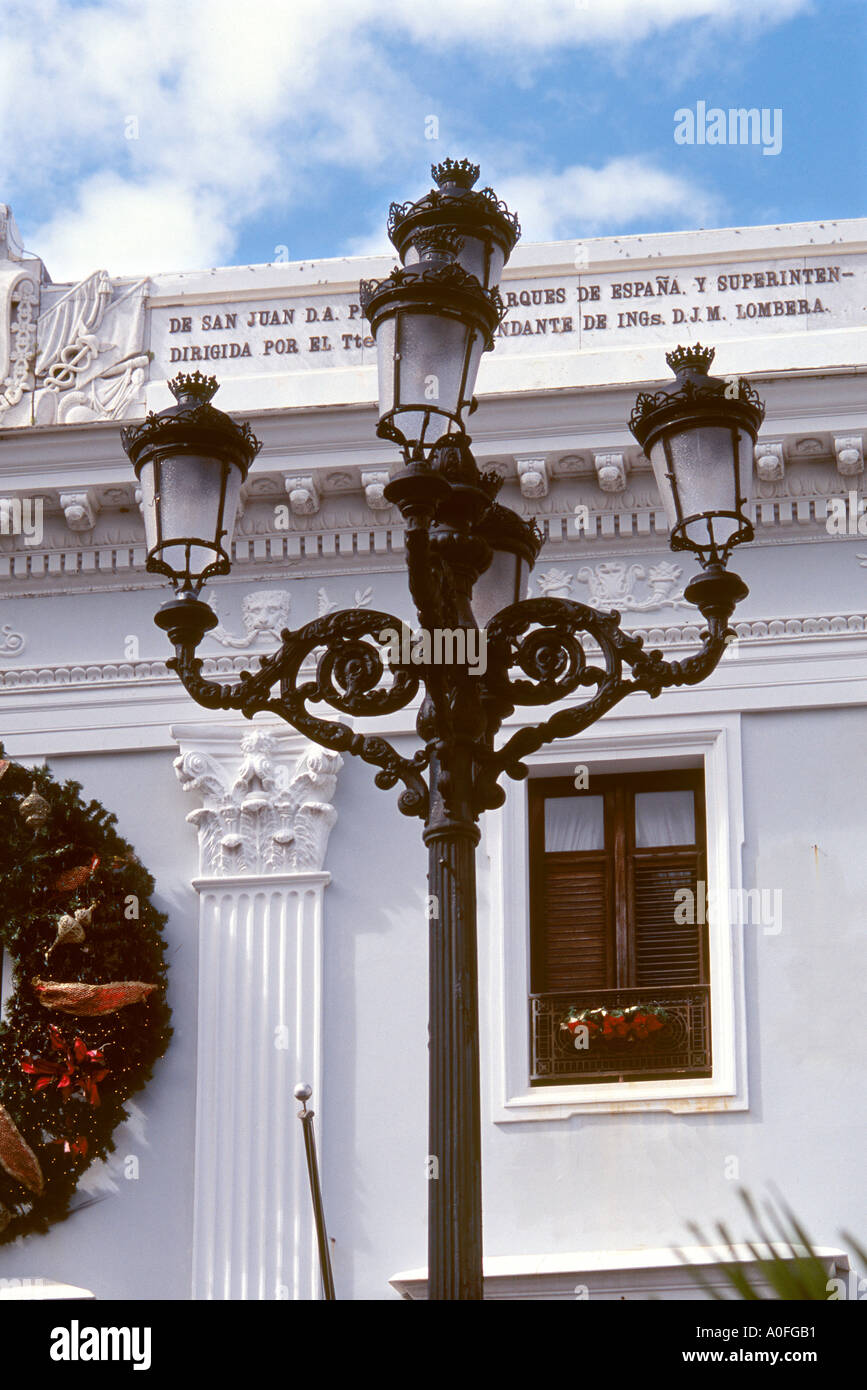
left=0, top=749, right=171, bottom=1243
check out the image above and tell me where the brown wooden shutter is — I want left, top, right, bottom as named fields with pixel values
left=530, top=771, right=706, bottom=996
left=632, top=851, right=703, bottom=988
left=537, top=855, right=611, bottom=992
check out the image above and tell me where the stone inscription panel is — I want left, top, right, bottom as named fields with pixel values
left=148, top=253, right=865, bottom=380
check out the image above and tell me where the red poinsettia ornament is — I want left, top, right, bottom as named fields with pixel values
left=21, top=1025, right=109, bottom=1107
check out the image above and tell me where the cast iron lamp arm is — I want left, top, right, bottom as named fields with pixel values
left=479, top=595, right=733, bottom=786
left=162, top=607, right=431, bottom=820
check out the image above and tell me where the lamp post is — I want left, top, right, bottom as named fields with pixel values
left=121, top=160, right=765, bottom=1302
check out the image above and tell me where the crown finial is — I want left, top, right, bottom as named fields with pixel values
left=168, top=371, right=219, bottom=404
left=412, top=227, right=466, bottom=261
left=432, top=158, right=480, bottom=190
left=665, top=344, right=715, bottom=375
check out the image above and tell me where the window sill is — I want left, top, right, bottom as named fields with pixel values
left=495, top=1073, right=747, bottom=1121
left=389, top=1246, right=851, bottom=1300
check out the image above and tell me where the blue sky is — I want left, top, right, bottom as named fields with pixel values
left=1, top=0, right=865, bottom=281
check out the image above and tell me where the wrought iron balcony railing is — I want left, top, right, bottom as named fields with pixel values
left=530, top=984, right=712, bottom=1085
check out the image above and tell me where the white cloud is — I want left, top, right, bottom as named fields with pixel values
left=343, top=227, right=395, bottom=260
left=0, top=0, right=809, bottom=277
left=32, top=174, right=235, bottom=279
left=379, top=0, right=811, bottom=48
left=498, top=157, right=723, bottom=241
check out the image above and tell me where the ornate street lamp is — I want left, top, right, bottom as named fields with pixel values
left=629, top=342, right=763, bottom=616
left=122, top=162, right=765, bottom=1302
left=121, top=371, right=262, bottom=643
left=360, top=242, right=504, bottom=460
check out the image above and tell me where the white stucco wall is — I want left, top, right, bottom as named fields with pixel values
left=0, top=218, right=864, bottom=1299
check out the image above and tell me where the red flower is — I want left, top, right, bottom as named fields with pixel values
left=602, top=1011, right=629, bottom=1039
left=21, top=1025, right=109, bottom=1107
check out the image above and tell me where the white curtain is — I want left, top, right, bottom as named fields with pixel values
left=634, top=790, right=695, bottom=847
left=544, top=795, right=605, bottom=852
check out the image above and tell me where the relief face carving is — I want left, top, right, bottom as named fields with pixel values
left=210, top=590, right=292, bottom=647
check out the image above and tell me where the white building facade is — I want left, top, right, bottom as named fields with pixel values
left=0, top=205, right=864, bottom=1299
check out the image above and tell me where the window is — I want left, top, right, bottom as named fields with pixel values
left=528, top=770, right=712, bottom=1085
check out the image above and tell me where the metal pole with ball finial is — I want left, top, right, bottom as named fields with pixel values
left=294, top=1083, right=336, bottom=1301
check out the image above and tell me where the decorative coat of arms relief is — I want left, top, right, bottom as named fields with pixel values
left=536, top=561, right=690, bottom=612
left=0, top=205, right=149, bottom=426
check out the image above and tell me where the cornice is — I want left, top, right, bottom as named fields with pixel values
left=0, top=433, right=863, bottom=597
left=1, top=369, right=866, bottom=484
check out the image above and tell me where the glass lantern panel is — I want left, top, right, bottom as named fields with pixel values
left=374, top=316, right=397, bottom=418
left=652, top=424, right=750, bottom=547
left=471, top=550, right=529, bottom=628
left=385, top=311, right=486, bottom=448
left=152, top=454, right=241, bottom=583
left=544, top=795, right=605, bottom=852
left=137, top=458, right=161, bottom=557
left=454, top=237, right=505, bottom=291
left=648, top=437, right=678, bottom=530
left=403, top=239, right=506, bottom=290
left=397, top=310, right=472, bottom=418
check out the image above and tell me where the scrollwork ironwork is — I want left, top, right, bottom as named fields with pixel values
left=167, top=608, right=430, bottom=820
left=478, top=596, right=730, bottom=798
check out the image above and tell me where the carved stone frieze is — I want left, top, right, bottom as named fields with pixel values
left=209, top=590, right=292, bottom=647
left=0, top=272, right=39, bottom=421
left=285, top=475, right=321, bottom=515
left=314, top=585, right=373, bottom=617
left=0, top=623, right=25, bottom=657
left=0, top=611, right=863, bottom=695
left=361, top=470, right=392, bottom=511
left=537, top=561, right=688, bottom=612
left=1, top=214, right=149, bottom=426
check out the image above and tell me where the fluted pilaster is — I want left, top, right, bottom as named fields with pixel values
left=172, top=723, right=342, bottom=1300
